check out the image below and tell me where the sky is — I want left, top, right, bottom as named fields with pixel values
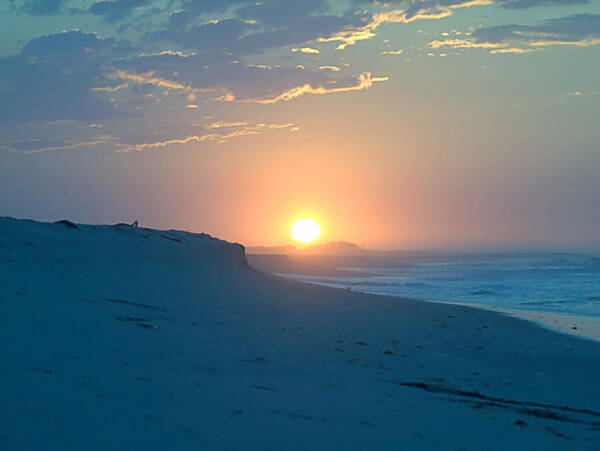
left=0, top=0, right=599, bottom=250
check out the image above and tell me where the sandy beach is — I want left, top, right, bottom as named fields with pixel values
left=1, top=217, right=599, bottom=450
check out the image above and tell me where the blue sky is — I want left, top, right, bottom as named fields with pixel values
left=0, top=0, right=599, bottom=249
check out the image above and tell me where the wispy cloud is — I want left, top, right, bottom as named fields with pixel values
left=381, top=49, right=404, bottom=55
left=20, top=0, right=63, bottom=15
left=318, top=10, right=407, bottom=50
left=106, top=69, right=209, bottom=94
left=403, top=0, right=495, bottom=21
left=206, top=121, right=249, bottom=129
left=319, top=2, right=493, bottom=50
left=429, top=39, right=505, bottom=49
left=116, top=122, right=297, bottom=152
left=291, top=47, right=320, bottom=54
left=216, top=72, right=388, bottom=104
left=528, top=37, right=600, bottom=47
left=12, top=139, right=109, bottom=154
left=89, top=0, right=150, bottom=24
left=137, top=50, right=196, bottom=58
left=558, top=89, right=600, bottom=100
left=497, top=0, right=589, bottom=8
left=245, top=64, right=275, bottom=70
left=319, top=65, right=341, bottom=72
left=91, top=82, right=129, bottom=92
left=434, top=14, right=600, bottom=54
left=490, top=47, right=536, bottom=54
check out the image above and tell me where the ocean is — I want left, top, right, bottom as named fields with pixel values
left=282, top=253, right=600, bottom=319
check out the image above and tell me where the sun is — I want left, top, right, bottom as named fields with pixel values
left=291, top=218, right=321, bottom=243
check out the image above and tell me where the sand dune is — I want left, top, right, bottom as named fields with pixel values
left=1, top=217, right=599, bottom=450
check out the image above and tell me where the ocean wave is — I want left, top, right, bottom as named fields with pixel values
left=586, top=258, right=600, bottom=268
left=404, top=282, right=434, bottom=288
left=345, top=281, right=402, bottom=287
left=286, top=254, right=600, bottom=319
left=519, top=300, right=560, bottom=306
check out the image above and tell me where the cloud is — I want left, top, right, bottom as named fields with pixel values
left=316, top=4, right=486, bottom=51
left=9, top=1, right=590, bottom=134
left=20, top=30, right=114, bottom=59
left=2, top=120, right=298, bottom=154
left=401, top=0, right=495, bottom=23
left=318, top=10, right=406, bottom=50
left=20, top=0, right=63, bottom=15
left=381, top=49, right=404, bottom=55
left=153, top=3, right=367, bottom=55
left=528, top=37, right=600, bottom=47
left=489, top=47, right=536, bottom=54
left=559, top=89, right=600, bottom=100
left=154, top=18, right=256, bottom=52
left=346, top=0, right=587, bottom=40
left=167, top=0, right=246, bottom=27
left=217, top=72, right=388, bottom=104
left=6, top=138, right=109, bottom=154
left=5, top=0, right=598, bottom=164
left=244, top=64, right=274, bottom=70
left=5, top=119, right=299, bottom=154
left=120, top=52, right=382, bottom=105
left=237, top=13, right=370, bottom=54
left=292, top=47, right=320, bottom=54
left=104, top=69, right=207, bottom=94
left=116, top=122, right=297, bottom=152
left=206, top=121, right=249, bottom=129
left=136, top=50, right=196, bottom=58
left=429, top=39, right=505, bottom=49
left=117, top=50, right=389, bottom=106
left=498, top=0, right=588, bottom=8
left=89, top=0, right=151, bottom=23
left=91, top=82, right=129, bottom=92
left=0, top=31, right=123, bottom=125
left=319, top=65, right=341, bottom=71
left=359, top=0, right=585, bottom=11
left=151, top=0, right=497, bottom=56
left=430, top=14, right=600, bottom=53
left=472, top=13, right=600, bottom=44
left=150, top=2, right=598, bottom=59
left=236, top=0, right=326, bottom=24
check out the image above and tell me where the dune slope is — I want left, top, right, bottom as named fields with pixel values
left=1, top=217, right=599, bottom=450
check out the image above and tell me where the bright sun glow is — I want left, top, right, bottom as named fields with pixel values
left=290, top=218, right=321, bottom=243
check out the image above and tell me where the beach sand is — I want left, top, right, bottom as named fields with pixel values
left=1, top=217, right=599, bottom=450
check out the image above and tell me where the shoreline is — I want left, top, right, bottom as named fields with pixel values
left=276, top=273, right=600, bottom=342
